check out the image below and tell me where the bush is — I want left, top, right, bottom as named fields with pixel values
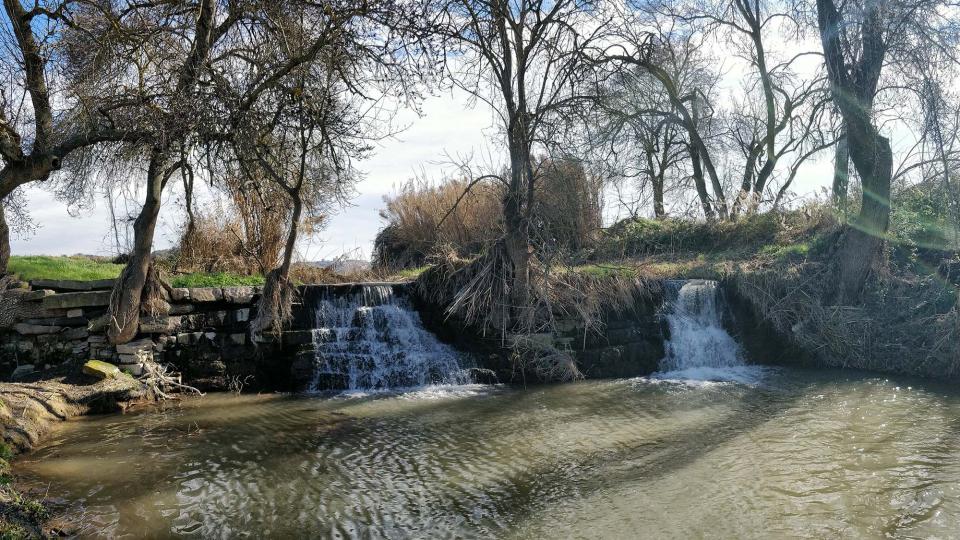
left=889, top=181, right=960, bottom=256
left=373, top=158, right=603, bottom=270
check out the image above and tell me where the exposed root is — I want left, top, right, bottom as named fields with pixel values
left=417, top=241, right=658, bottom=382
left=137, top=351, right=203, bottom=400
left=251, top=267, right=296, bottom=336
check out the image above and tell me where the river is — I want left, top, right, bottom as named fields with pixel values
left=16, top=367, right=960, bottom=538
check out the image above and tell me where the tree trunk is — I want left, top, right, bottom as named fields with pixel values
left=837, top=125, right=893, bottom=301
left=689, top=143, right=714, bottom=220
left=0, top=204, right=9, bottom=276
left=652, top=173, right=665, bottom=219
left=504, top=127, right=531, bottom=314
left=108, top=152, right=170, bottom=344
left=832, top=129, right=850, bottom=214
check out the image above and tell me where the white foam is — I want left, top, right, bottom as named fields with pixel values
left=309, top=286, right=473, bottom=391
left=656, top=280, right=756, bottom=384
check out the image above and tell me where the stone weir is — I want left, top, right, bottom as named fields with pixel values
left=2, top=277, right=757, bottom=389
left=0, top=280, right=421, bottom=391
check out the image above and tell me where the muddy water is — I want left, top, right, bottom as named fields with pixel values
left=16, top=368, right=960, bottom=538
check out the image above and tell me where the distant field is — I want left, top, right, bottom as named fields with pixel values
left=8, top=256, right=265, bottom=288
left=8, top=256, right=125, bottom=282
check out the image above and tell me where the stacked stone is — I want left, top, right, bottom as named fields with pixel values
left=1, top=280, right=113, bottom=379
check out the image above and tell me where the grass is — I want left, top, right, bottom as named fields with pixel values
left=169, top=272, right=265, bottom=288
left=8, top=256, right=124, bottom=282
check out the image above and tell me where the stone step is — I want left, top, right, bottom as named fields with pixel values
left=41, top=291, right=113, bottom=310
left=30, top=278, right=116, bottom=292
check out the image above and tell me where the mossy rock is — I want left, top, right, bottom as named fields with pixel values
left=82, top=360, right=121, bottom=380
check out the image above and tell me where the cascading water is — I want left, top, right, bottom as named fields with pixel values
left=308, top=285, right=472, bottom=391
left=656, top=280, right=756, bottom=382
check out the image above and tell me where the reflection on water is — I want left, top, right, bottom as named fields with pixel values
left=16, top=368, right=960, bottom=538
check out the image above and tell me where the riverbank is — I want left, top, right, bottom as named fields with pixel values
left=0, top=371, right=149, bottom=537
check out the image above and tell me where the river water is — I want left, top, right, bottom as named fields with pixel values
left=16, top=368, right=960, bottom=538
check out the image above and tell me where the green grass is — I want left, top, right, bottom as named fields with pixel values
left=8, top=256, right=124, bottom=282
left=391, top=265, right=429, bottom=281
left=169, top=272, right=265, bottom=288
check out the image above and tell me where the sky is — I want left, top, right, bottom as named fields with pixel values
left=10, top=86, right=838, bottom=262
left=10, top=89, right=497, bottom=261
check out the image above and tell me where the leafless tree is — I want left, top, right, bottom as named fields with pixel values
left=428, top=0, right=608, bottom=314
left=815, top=0, right=959, bottom=300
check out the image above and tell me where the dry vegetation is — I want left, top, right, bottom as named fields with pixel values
left=374, top=158, right=603, bottom=271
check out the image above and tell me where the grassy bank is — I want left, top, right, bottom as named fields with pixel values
left=5, top=256, right=420, bottom=288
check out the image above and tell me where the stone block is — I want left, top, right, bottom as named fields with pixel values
left=31, top=278, right=115, bottom=291
left=87, top=335, right=107, bottom=344
left=41, top=291, right=112, bottom=310
left=21, top=289, right=56, bottom=301
left=122, top=363, right=144, bottom=377
left=117, top=353, right=143, bottom=365
left=116, top=338, right=154, bottom=355
left=222, top=287, right=254, bottom=304
left=66, top=309, right=84, bottom=318
left=234, top=308, right=250, bottom=322
left=11, top=364, right=35, bottom=380
left=170, top=288, right=190, bottom=301
left=22, top=316, right=88, bottom=327
left=82, top=360, right=120, bottom=380
left=14, top=323, right=62, bottom=335
left=188, top=288, right=222, bottom=302
left=139, top=316, right=180, bottom=334
left=62, top=327, right=89, bottom=340
left=169, top=303, right=195, bottom=315
left=229, top=333, right=246, bottom=345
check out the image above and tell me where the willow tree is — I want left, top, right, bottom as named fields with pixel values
left=815, top=0, right=960, bottom=300
left=428, top=0, right=606, bottom=318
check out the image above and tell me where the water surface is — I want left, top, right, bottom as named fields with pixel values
left=17, top=368, right=960, bottom=538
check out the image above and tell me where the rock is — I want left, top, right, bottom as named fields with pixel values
left=170, top=288, right=190, bottom=301
left=14, top=323, right=63, bottom=335
left=21, top=289, right=56, bottom=301
left=222, top=286, right=254, bottom=304
left=229, top=333, right=246, bottom=345
left=116, top=338, right=154, bottom=355
left=82, top=360, right=121, bottom=380
left=117, top=353, right=141, bottom=365
left=122, top=363, right=144, bottom=377
left=31, top=278, right=116, bottom=291
left=66, top=308, right=84, bottom=318
left=169, top=303, right=196, bottom=315
left=41, top=291, right=112, bottom=310
left=11, top=364, right=35, bottom=380
left=22, top=316, right=88, bottom=327
left=87, top=335, right=107, bottom=344
left=188, top=288, right=222, bottom=302
left=62, top=327, right=89, bottom=340
left=177, top=332, right=203, bottom=345
left=139, top=316, right=180, bottom=334
left=281, top=330, right=316, bottom=345
left=234, top=308, right=250, bottom=322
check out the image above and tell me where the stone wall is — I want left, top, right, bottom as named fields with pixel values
left=0, top=279, right=279, bottom=390
left=413, top=283, right=667, bottom=383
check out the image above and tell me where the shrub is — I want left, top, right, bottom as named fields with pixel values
left=889, top=180, right=960, bottom=256
left=373, top=158, right=603, bottom=270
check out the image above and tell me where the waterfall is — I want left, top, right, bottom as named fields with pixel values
left=656, top=280, right=755, bottom=382
left=308, top=285, right=472, bottom=391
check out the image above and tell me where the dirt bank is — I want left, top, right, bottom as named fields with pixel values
left=1, top=372, right=149, bottom=538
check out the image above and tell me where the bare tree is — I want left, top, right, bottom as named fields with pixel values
left=0, top=0, right=147, bottom=276
left=429, top=0, right=607, bottom=314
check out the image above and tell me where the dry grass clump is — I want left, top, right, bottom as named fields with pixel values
left=174, top=202, right=286, bottom=276
left=728, top=252, right=960, bottom=378
left=374, top=158, right=603, bottom=271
